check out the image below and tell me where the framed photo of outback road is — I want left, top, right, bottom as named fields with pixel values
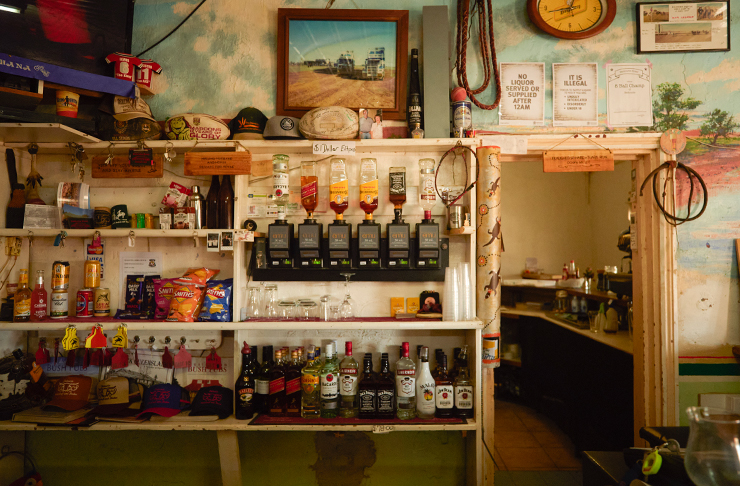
left=277, top=9, right=408, bottom=120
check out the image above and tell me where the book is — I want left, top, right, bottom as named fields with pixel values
left=12, top=406, right=93, bottom=424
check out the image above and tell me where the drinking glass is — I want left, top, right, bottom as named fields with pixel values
left=588, top=311, right=599, bottom=333
left=263, top=284, right=278, bottom=318
left=298, top=300, right=317, bottom=320
left=685, top=407, right=740, bottom=486
left=278, top=300, right=296, bottom=320
left=339, top=273, right=356, bottom=320
left=319, top=295, right=332, bottom=321
left=246, top=287, right=261, bottom=319
left=330, top=305, right=340, bottom=321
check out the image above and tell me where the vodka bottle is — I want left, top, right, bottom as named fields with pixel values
left=395, top=342, right=416, bottom=420
left=339, top=341, right=359, bottom=417
left=415, top=346, right=436, bottom=419
left=419, top=159, right=436, bottom=221
left=320, top=343, right=340, bottom=418
left=272, top=154, right=290, bottom=221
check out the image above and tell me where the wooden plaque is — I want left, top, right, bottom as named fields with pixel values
left=92, top=155, right=164, bottom=178
left=184, top=152, right=252, bottom=176
left=543, top=150, right=614, bottom=173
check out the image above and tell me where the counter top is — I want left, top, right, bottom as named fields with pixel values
left=501, top=307, right=633, bottom=355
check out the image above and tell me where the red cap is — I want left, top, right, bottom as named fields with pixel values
left=43, top=375, right=93, bottom=411
left=345, top=341, right=352, bottom=356
left=401, top=342, right=409, bottom=358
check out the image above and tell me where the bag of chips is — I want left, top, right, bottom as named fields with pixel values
left=198, top=279, right=233, bottom=322
left=125, top=275, right=145, bottom=312
left=166, top=282, right=205, bottom=322
left=176, top=267, right=220, bottom=286
left=153, top=278, right=178, bottom=320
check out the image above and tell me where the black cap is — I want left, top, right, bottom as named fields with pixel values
left=12, top=349, right=23, bottom=360
left=190, top=386, right=234, bottom=419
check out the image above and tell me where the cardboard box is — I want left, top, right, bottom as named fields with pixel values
left=391, top=297, right=405, bottom=317
left=407, top=297, right=420, bottom=314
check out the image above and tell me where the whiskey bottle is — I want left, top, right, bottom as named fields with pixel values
left=415, top=346, right=436, bottom=419
left=267, top=349, right=286, bottom=417
left=434, top=354, right=454, bottom=418
left=13, top=269, right=31, bottom=323
left=235, top=342, right=255, bottom=420
left=320, top=343, right=339, bottom=418
left=395, top=342, right=416, bottom=420
left=254, top=345, right=273, bottom=414
left=376, top=353, right=395, bottom=419
left=301, top=346, right=321, bottom=418
left=432, top=349, right=443, bottom=379
left=285, top=350, right=302, bottom=417
left=450, top=347, right=462, bottom=380
left=454, top=345, right=474, bottom=418
left=358, top=355, right=376, bottom=419
left=339, top=341, right=359, bottom=418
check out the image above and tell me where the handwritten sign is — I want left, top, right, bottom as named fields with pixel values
left=92, top=155, right=163, bottom=178
left=543, top=150, right=614, bottom=173
left=312, top=141, right=356, bottom=156
left=184, top=152, right=252, bottom=176
left=250, top=158, right=273, bottom=177
left=372, top=424, right=395, bottom=434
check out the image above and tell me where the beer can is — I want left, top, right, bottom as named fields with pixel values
left=144, top=213, right=154, bottom=229
left=130, top=214, right=138, bottom=228
left=94, top=288, right=111, bottom=317
left=76, top=288, right=94, bottom=317
left=452, top=100, right=472, bottom=132
left=83, top=260, right=101, bottom=288
left=50, top=290, right=69, bottom=319
left=51, top=261, right=70, bottom=290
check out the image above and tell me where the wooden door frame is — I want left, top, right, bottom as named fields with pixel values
left=491, top=133, right=677, bottom=449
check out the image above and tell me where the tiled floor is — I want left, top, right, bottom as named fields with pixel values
left=494, top=399, right=582, bottom=474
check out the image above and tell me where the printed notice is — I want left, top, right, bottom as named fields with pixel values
left=499, top=63, right=545, bottom=126
left=606, top=64, right=653, bottom=127
left=553, top=63, right=598, bottom=127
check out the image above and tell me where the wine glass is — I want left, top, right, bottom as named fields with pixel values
left=246, top=287, right=261, bottom=319
left=685, top=406, right=740, bottom=486
left=339, top=273, right=356, bottom=320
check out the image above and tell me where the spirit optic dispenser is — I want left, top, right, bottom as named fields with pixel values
left=416, top=158, right=440, bottom=268
left=357, top=158, right=381, bottom=268
left=298, top=160, right=322, bottom=267
left=267, top=154, right=293, bottom=268
left=327, top=157, right=351, bottom=268
left=386, top=166, right=410, bottom=268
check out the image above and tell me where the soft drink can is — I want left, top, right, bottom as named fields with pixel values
left=50, top=290, right=68, bottom=319
left=83, top=260, right=101, bottom=288
left=51, top=261, right=70, bottom=290
left=76, top=288, right=94, bottom=317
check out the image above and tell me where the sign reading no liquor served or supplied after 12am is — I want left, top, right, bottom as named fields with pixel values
left=499, top=63, right=545, bottom=126
left=553, top=63, right=598, bottom=127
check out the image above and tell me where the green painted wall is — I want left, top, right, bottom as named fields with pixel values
left=678, top=381, right=740, bottom=426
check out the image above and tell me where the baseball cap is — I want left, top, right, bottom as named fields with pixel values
left=230, top=107, right=267, bottom=140
left=90, top=376, right=142, bottom=417
left=263, top=116, right=303, bottom=140
left=112, top=95, right=156, bottom=122
left=189, top=386, right=233, bottom=419
left=137, top=383, right=190, bottom=418
left=43, top=375, right=93, bottom=411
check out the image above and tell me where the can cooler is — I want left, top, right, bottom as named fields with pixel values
left=56, top=90, right=80, bottom=118
left=112, top=205, right=130, bottom=228
left=94, top=288, right=111, bottom=317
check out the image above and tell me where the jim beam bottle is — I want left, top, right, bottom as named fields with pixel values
left=454, top=345, right=474, bottom=418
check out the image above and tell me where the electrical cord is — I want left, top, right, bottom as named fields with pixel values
left=639, top=160, right=708, bottom=226
left=135, top=0, right=209, bottom=58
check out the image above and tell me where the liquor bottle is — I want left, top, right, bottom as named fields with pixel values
left=434, top=354, right=454, bottom=418
left=329, top=158, right=349, bottom=219
left=249, top=345, right=260, bottom=376
left=450, top=347, right=462, bottom=381
left=301, top=346, right=321, bottom=418
left=320, top=343, right=340, bottom=418
left=267, top=349, right=286, bottom=417
left=13, top=269, right=31, bottom=323
left=339, top=341, right=359, bottom=418
left=206, top=175, right=220, bottom=229
left=395, top=342, right=416, bottom=420
left=218, top=175, right=234, bottom=229
left=389, top=167, right=407, bottom=221
left=415, top=346, right=436, bottom=419
left=358, top=355, right=376, bottom=419
left=31, top=270, right=47, bottom=321
left=188, top=185, right=205, bottom=229
left=235, top=342, right=255, bottom=420
left=300, top=160, right=319, bottom=219
left=454, top=345, right=474, bottom=418
left=407, top=48, right=422, bottom=136
left=254, top=345, right=273, bottom=414
left=411, top=123, right=424, bottom=139
left=376, top=353, right=395, bottom=419
left=418, top=159, right=436, bottom=222
left=285, top=350, right=302, bottom=417
left=432, top=349, right=443, bottom=379
left=273, top=154, right=290, bottom=221
left=359, top=158, right=379, bottom=219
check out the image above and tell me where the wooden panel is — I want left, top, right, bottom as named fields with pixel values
left=217, top=430, right=242, bottom=486
left=92, top=155, right=164, bottom=178
left=184, top=152, right=252, bottom=176
left=543, top=150, right=614, bottom=172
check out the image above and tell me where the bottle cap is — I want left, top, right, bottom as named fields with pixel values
left=191, top=185, right=201, bottom=194
left=241, top=341, right=250, bottom=354
left=345, top=341, right=352, bottom=356
left=401, top=342, right=409, bottom=357
left=420, top=346, right=429, bottom=362
left=325, top=343, right=333, bottom=357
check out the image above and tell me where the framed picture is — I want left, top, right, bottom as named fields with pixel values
left=277, top=9, right=409, bottom=120
left=358, top=109, right=384, bottom=139
left=220, top=231, right=234, bottom=252
left=636, top=1, right=730, bottom=53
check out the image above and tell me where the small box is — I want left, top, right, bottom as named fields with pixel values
left=407, top=297, right=420, bottom=314
left=173, top=207, right=190, bottom=229
left=390, top=297, right=405, bottom=317
left=159, top=207, right=172, bottom=230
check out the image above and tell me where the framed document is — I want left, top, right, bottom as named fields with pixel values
left=637, top=1, right=730, bottom=53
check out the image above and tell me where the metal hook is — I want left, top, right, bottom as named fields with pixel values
left=105, top=142, right=114, bottom=165
left=193, top=231, right=199, bottom=248
left=27, top=230, right=33, bottom=248
left=180, top=336, right=187, bottom=345
left=163, top=336, right=171, bottom=345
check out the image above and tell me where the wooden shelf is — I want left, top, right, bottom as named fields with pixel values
left=566, top=288, right=629, bottom=308
left=0, top=229, right=264, bottom=238
left=0, top=123, right=100, bottom=144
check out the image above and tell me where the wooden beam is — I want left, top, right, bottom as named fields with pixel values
left=216, top=429, right=242, bottom=486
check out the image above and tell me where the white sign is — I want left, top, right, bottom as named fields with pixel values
left=481, top=136, right=529, bottom=155
left=312, top=141, right=356, bottom=156
left=499, top=63, right=545, bottom=126
left=553, top=63, right=598, bottom=127
left=372, top=424, right=395, bottom=434
left=606, top=64, right=653, bottom=127
left=118, top=251, right=163, bottom=311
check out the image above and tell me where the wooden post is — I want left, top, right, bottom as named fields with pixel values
left=217, top=430, right=242, bottom=486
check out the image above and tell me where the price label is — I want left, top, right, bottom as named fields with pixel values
left=312, top=141, right=356, bottom=156
left=372, top=424, right=395, bottom=434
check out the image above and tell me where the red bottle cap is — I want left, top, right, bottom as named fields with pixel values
left=345, top=341, right=352, bottom=356
left=402, top=342, right=409, bottom=357
left=242, top=341, right=250, bottom=354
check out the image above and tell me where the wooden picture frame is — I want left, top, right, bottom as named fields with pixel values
left=636, top=1, right=730, bottom=53
left=277, top=9, right=409, bottom=120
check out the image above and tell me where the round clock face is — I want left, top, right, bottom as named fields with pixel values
left=527, top=0, right=617, bottom=39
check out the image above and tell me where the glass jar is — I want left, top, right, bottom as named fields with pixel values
left=685, top=407, right=740, bottom=486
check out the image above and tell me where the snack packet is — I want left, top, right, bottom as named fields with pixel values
left=198, top=279, right=233, bottom=322
left=125, top=275, right=145, bottom=312
left=154, top=278, right=178, bottom=320
left=166, top=282, right=205, bottom=322
left=176, top=267, right=220, bottom=286
left=161, top=182, right=191, bottom=208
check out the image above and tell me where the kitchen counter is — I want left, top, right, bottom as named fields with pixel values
left=501, top=307, right=633, bottom=355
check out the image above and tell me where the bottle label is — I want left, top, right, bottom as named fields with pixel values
left=396, top=374, right=416, bottom=397
left=359, top=179, right=378, bottom=205
left=14, top=297, right=31, bottom=318
left=301, top=373, right=320, bottom=394
left=340, top=371, right=358, bottom=395
left=377, top=389, right=394, bottom=412
left=286, top=377, right=301, bottom=395
left=361, top=160, right=376, bottom=171
left=359, top=389, right=376, bottom=412
left=417, top=382, right=436, bottom=413
left=268, top=377, right=285, bottom=395
left=420, top=178, right=436, bottom=201
left=435, top=385, right=454, bottom=409
left=32, top=298, right=47, bottom=319
left=330, top=180, right=348, bottom=205
left=273, top=173, right=289, bottom=198
left=255, top=378, right=269, bottom=395
left=455, top=385, right=474, bottom=409
left=320, top=372, right=338, bottom=399
left=453, top=104, right=472, bottom=129
left=301, top=180, right=317, bottom=199
left=237, top=387, right=254, bottom=404
left=389, top=172, right=406, bottom=195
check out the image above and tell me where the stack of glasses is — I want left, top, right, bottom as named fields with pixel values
left=443, top=263, right=475, bottom=322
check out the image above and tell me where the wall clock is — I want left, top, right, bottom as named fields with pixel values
left=527, top=0, right=617, bottom=39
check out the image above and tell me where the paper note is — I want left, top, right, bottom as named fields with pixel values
left=312, top=141, right=356, bottom=156
left=553, top=63, right=598, bottom=127
left=499, top=62, right=545, bottom=126
left=606, top=64, right=653, bottom=127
